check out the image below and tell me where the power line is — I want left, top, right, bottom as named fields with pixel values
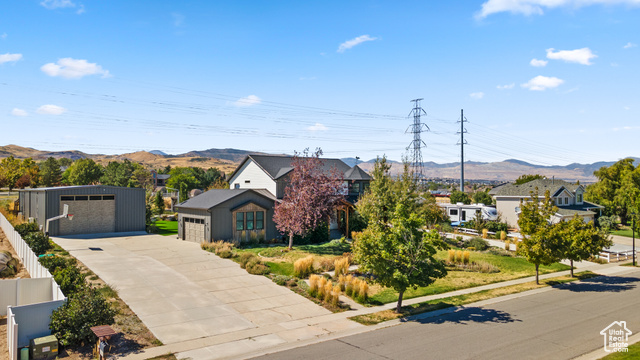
left=457, top=109, right=468, bottom=191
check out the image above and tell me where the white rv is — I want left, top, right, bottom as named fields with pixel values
left=440, top=203, right=498, bottom=224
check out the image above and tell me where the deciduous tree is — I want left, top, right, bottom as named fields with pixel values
left=273, top=148, right=342, bottom=249
left=0, top=156, right=23, bottom=191
left=63, top=158, right=103, bottom=185
left=517, top=188, right=563, bottom=284
left=558, top=215, right=612, bottom=277
left=473, top=190, right=493, bottom=205
left=450, top=190, right=471, bottom=205
left=40, top=157, right=62, bottom=187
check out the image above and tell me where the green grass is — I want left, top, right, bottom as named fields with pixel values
left=351, top=271, right=598, bottom=325
left=368, top=249, right=570, bottom=305
left=236, top=239, right=351, bottom=262
left=155, top=220, right=178, bottom=236
left=600, top=341, right=640, bottom=359
left=266, top=261, right=294, bottom=276
left=611, top=228, right=636, bottom=238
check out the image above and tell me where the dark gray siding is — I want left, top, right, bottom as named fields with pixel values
left=210, top=191, right=276, bottom=241
left=19, top=186, right=145, bottom=236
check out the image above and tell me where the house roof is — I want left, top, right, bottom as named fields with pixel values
left=490, top=178, right=582, bottom=197
left=175, top=188, right=276, bottom=210
left=555, top=201, right=604, bottom=217
left=344, top=165, right=372, bottom=181
left=234, top=154, right=355, bottom=180
left=18, top=185, right=139, bottom=192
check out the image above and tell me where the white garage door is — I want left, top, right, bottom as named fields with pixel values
left=59, top=195, right=116, bottom=235
left=184, top=217, right=205, bottom=243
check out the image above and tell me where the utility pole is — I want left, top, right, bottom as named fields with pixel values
left=406, top=99, right=429, bottom=183
left=457, top=109, right=468, bottom=192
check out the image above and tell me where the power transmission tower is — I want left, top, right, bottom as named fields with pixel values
left=406, top=99, right=429, bottom=183
left=457, top=109, right=468, bottom=192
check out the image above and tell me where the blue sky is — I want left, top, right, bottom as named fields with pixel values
left=1, top=0, right=639, bottom=165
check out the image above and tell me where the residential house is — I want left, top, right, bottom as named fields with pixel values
left=489, top=178, right=603, bottom=228
left=175, top=154, right=371, bottom=243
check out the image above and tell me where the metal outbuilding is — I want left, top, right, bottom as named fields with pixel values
left=19, top=185, right=146, bottom=236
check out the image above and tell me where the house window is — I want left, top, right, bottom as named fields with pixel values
left=352, top=183, right=360, bottom=193
left=236, top=212, right=244, bottom=230
left=234, top=183, right=240, bottom=189
left=246, top=212, right=254, bottom=230
left=75, top=196, right=88, bottom=201
left=363, top=183, right=369, bottom=191
left=103, top=195, right=115, bottom=200
left=90, top=195, right=102, bottom=200
left=564, top=197, right=569, bottom=205
left=577, top=194, right=582, bottom=203
left=449, top=209, right=458, bottom=216
left=256, top=211, right=264, bottom=230
left=61, top=196, right=74, bottom=201
left=245, top=180, right=250, bottom=184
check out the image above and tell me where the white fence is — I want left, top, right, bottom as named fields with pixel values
left=599, top=250, right=637, bottom=263
left=1, top=212, right=66, bottom=360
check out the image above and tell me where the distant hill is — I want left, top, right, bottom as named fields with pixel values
left=1, top=144, right=636, bottom=182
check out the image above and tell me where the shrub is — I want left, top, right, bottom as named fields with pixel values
left=272, top=275, right=293, bottom=286
left=308, top=274, right=320, bottom=297
left=455, top=250, right=463, bottom=264
left=293, top=255, right=314, bottom=278
left=246, top=261, right=270, bottom=275
left=317, top=277, right=328, bottom=299
left=238, top=252, right=256, bottom=269
left=317, top=258, right=334, bottom=272
left=338, top=274, right=347, bottom=291
left=39, top=255, right=75, bottom=274
left=357, top=281, right=369, bottom=303
left=332, top=285, right=341, bottom=307
left=500, top=231, right=507, bottom=241
left=334, top=257, right=350, bottom=277
left=447, top=249, right=456, bottom=263
left=463, top=251, right=470, bottom=265
left=504, top=240, right=511, bottom=251
left=323, top=281, right=333, bottom=302
left=469, top=261, right=500, bottom=273
left=54, top=266, right=87, bottom=296
left=24, top=232, right=52, bottom=256
left=345, top=275, right=354, bottom=297
left=15, top=222, right=39, bottom=238
left=466, top=237, right=489, bottom=251
left=49, top=286, right=116, bottom=347
left=482, top=229, right=488, bottom=239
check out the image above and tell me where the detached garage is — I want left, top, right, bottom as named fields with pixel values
left=19, top=185, right=145, bottom=236
left=175, top=189, right=277, bottom=243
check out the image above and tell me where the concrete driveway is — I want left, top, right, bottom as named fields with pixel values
left=52, top=234, right=335, bottom=355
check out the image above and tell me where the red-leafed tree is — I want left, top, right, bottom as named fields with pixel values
left=273, top=148, right=343, bottom=249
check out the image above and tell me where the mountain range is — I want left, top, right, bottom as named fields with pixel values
left=1, top=144, right=635, bottom=182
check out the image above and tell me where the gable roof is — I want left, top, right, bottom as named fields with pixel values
left=344, top=165, right=372, bottom=181
left=490, top=178, right=582, bottom=197
left=232, top=154, right=355, bottom=181
left=175, top=188, right=276, bottom=210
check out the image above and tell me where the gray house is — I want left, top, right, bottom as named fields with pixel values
left=19, top=185, right=146, bottom=236
left=175, top=189, right=277, bottom=243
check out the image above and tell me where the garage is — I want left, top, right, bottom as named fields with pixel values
left=183, top=217, right=205, bottom=242
left=19, top=185, right=145, bottom=236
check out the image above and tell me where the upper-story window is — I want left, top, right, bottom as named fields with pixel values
left=234, top=183, right=240, bottom=189
left=577, top=193, right=582, bottom=203
left=564, top=197, right=569, bottom=205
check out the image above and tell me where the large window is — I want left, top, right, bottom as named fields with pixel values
left=236, top=210, right=265, bottom=231
left=236, top=212, right=244, bottom=230
left=352, top=183, right=360, bottom=193
left=577, top=194, right=582, bottom=203
left=256, top=211, right=264, bottom=230
left=449, top=209, right=458, bottom=215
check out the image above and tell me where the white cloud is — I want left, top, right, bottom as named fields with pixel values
left=530, top=58, right=548, bottom=67
left=0, top=53, right=22, bottom=64
left=470, top=92, right=485, bottom=99
left=11, top=108, right=28, bottom=117
left=497, top=83, right=515, bottom=90
left=41, top=58, right=110, bottom=79
left=613, top=126, right=638, bottom=131
left=172, top=13, right=185, bottom=27
left=76, top=4, right=85, bottom=14
left=477, top=0, right=640, bottom=19
left=521, top=75, right=564, bottom=91
left=234, top=95, right=261, bottom=107
left=36, top=104, right=67, bottom=115
left=40, top=0, right=75, bottom=9
left=337, top=35, right=377, bottom=53
left=1, top=33, right=7, bottom=40
left=307, top=123, right=328, bottom=131
left=546, top=47, right=597, bottom=65
left=624, top=42, right=637, bottom=49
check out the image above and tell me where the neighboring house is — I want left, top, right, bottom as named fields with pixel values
left=19, top=185, right=146, bottom=236
left=150, top=170, right=170, bottom=189
left=175, top=154, right=371, bottom=243
left=489, top=178, right=603, bottom=228
left=175, top=189, right=277, bottom=243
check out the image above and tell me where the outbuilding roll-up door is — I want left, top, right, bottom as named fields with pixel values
left=59, top=195, right=116, bottom=235
left=184, top=217, right=205, bottom=243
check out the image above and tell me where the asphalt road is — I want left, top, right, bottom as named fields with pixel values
left=254, top=268, right=640, bottom=360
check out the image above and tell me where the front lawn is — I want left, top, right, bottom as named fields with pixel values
left=611, top=228, right=636, bottom=238
left=601, top=341, right=640, bottom=359
left=368, top=249, right=570, bottom=305
left=154, top=220, right=178, bottom=236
